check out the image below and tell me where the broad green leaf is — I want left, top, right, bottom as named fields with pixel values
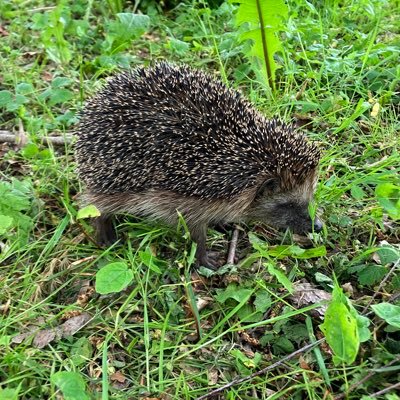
left=375, top=246, right=400, bottom=265
left=320, top=285, right=360, bottom=365
left=372, top=303, right=400, bottom=328
left=71, top=338, right=93, bottom=367
left=265, top=262, right=293, bottom=293
left=105, top=13, right=150, bottom=52
left=254, top=290, right=271, bottom=313
left=357, top=265, right=387, bottom=286
left=375, top=183, right=400, bottom=220
left=0, top=387, right=19, bottom=400
left=76, top=205, right=101, bottom=219
left=215, top=283, right=252, bottom=304
left=51, top=77, right=72, bottom=88
left=0, top=90, right=13, bottom=107
left=0, top=215, right=13, bottom=235
left=95, top=262, right=133, bottom=294
left=16, top=82, right=34, bottom=94
left=48, top=88, right=74, bottom=106
left=21, top=143, right=40, bottom=158
left=116, top=13, right=150, bottom=36
left=51, top=371, right=89, bottom=400
left=231, top=0, right=288, bottom=90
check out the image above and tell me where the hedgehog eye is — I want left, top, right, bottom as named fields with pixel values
left=256, top=178, right=280, bottom=197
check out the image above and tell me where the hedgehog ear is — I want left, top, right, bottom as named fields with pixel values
left=255, top=178, right=280, bottom=198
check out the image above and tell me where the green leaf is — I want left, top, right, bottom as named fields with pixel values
left=21, top=143, right=39, bottom=159
left=0, top=215, right=13, bottom=235
left=105, top=13, right=150, bottom=52
left=248, top=234, right=326, bottom=259
left=116, top=13, right=150, bottom=36
left=351, top=185, right=366, bottom=200
left=138, top=248, right=163, bottom=274
left=231, top=0, right=288, bottom=90
left=51, top=371, right=89, bottom=400
left=51, top=77, right=72, bottom=88
left=16, top=82, right=34, bottom=95
left=372, top=303, right=400, bottom=328
left=95, top=262, right=133, bottom=294
left=265, top=262, right=293, bottom=293
left=71, top=338, right=93, bottom=367
left=267, top=245, right=327, bottom=259
left=48, top=88, right=74, bottom=106
left=254, top=290, right=271, bottom=313
left=76, top=205, right=101, bottom=219
left=215, top=283, right=253, bottom=304
left=167, top=37, right=190, bottom=55
left=375, top=183, right=400, bottom=220
left=320, top=284, right=360, bottom=365
left=357, top=265, right=387, bottom=286
left=375, top=246, right=400, bottom=265
left=0, top=90, right=13, bottom=107
left=0, top=387, right=19, bottom=400
left=333, top=99, right=370, bottom=134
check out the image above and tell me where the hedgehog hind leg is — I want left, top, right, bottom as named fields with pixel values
left=94, top=215, right=117, bottom=246
left=189, top=222, right=221, bottom=270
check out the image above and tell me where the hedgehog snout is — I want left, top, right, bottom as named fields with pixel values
left=248, top=195, right=322, bottom=235
left=313, top=217, right=323, bottom=233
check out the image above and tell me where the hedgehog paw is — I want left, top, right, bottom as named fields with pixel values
left=197, top=251, right=222, bottom=270
left=94, top=216, right=117, bottom=247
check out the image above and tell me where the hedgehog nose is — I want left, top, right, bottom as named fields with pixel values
left=313, top=218, right=323, bottom=233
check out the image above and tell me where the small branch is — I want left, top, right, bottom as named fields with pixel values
left=334, top=354, right=400, bottom=400
left=370, top=381, right=400, bottom=397
left=0, top=131, right=73, bottom=146
left=195, top=338, right=325, bottom=400
left=226, top=226, right=240, bottom=265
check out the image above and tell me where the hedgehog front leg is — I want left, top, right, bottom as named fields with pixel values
left=94, top=215, right=117, bottom=246
left=189, top=222, right=220, bottom=270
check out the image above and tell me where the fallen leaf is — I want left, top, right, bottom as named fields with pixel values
left=289, top=282, right=331, bottom=317
left=110, top=371, right=126, bottom=383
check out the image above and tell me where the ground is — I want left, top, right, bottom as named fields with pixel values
left=0, top=0, right=399, bottom=399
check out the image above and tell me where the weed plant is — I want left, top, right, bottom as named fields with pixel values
left=0, top=0, right=399, bottom=399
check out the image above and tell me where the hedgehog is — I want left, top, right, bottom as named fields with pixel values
left=75, top=62, right=322, bottom=269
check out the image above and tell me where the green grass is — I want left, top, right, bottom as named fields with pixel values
left=0, top=0, right=399, bottom=399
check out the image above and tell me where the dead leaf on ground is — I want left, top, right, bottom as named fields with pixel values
left=208, top=369, right=219, bottom=385
left=110, top=371, right=126, bottom=383
left=61, top=313, right=91, bottom=336
left=11, top=312, right=91, bottom=348
left=289, top=282, right=331, bottom=318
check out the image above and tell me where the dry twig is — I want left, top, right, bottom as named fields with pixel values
left=195, top=338, right=325, bottom=400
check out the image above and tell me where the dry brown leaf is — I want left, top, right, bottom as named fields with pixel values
left=110, top=371, right=126, bottom=383
left=33, top=328, right=60, bottom=349
left=61, top=313, right=91, bottom=336
left=208, top=369, right=219, bottom=386
left=289, top=282, right=331, bottom=318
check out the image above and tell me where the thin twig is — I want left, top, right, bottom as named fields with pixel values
left=195, top=338, right=325, bottom=400
left=370, top=381, right=400, bottom=397
left=226, top=226, right=240, bottom=265
left=0, top=131, right=72, bottom=146
left=334, top=354, right=400, bottom=400
left=361, top=259, right=400, bottom=315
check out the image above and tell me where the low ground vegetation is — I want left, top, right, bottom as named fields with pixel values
left=0, top=0, right=399, bottom=399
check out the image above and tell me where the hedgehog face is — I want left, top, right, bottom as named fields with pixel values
left=248, top=172, right=322, bottom=234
